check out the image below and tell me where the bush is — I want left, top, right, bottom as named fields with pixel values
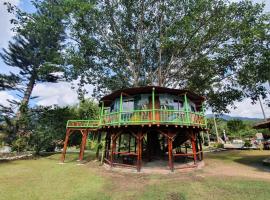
left=11, top=137, right=28, bottom=152
left=244, top=140, right=252, bottom=148
left=213, top=142, right=224, bottom=148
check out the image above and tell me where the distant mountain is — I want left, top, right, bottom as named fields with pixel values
left=206, top=114, right=262, bottom=121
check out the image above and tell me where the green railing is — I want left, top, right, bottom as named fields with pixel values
left=100, top=109, right=206, bottom=127
left=66, top=110, right=206, bottom=129
left=66, top=120, right=100, bottom=128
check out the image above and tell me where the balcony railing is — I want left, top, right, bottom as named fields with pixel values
left=66, top=120, right=100, bottom=128
left=101, top=109, right=206, bottom=127
left=66, top=110, right=206, bottom=129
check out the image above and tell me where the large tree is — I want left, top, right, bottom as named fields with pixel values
left=66, top=0, right=269, bottom=113
left=0, top=74, right=19, bottom=90
left=0, top=0, right=66, bottom=119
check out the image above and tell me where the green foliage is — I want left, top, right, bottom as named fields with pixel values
left=207, top=117, right=228, bottom=136
left=0, top=74, right=19, bottom=91
left=75, top=99, right=99, bottom=119
left=0, top=0, right=67, bottom=121
left=227, top=119, right=246, bottom=135
left=208, top=117, right=260, bottom=139
left=0, top=98, right=98, bottom=154
left=213, top=142, right=224, bottom=148
left=244, top=140, right=252, bottom=148
left=64, top=0, right=270, bottom=112
left=11, top=137, right=29, bottom=152
left=28, top=106, right=76, bottom=154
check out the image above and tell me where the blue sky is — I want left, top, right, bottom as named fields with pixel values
left=0, top=0, right=269, bottom=118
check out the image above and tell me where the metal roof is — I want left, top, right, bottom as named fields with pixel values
left=253, top=119, right=270, bottom=129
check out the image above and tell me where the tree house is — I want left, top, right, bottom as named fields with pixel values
left=61, top=86, right=207, bottom=172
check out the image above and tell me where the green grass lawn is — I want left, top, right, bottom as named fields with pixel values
left=1, top=150, right=270, bottom=200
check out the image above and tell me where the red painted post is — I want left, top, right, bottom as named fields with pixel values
left=137, top=131, right=142, bottom=172
left=61, top=129, right=71, bottom=162
left=110, top=133, right=116, bottom=167
left=199, top=133, right=203, bottom=161
left=191, top=130, right=197, bottom=164
left=79, top=130, right=88, bottom=161
left=168, top=135, right=174, bottom=172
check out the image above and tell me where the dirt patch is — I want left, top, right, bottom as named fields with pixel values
left=81, top=150, right=270, bottom=199
left=202, top=151, right=270, bottom=180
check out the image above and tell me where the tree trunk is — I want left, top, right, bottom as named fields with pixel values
left=16, top=75, right=36, bottom=121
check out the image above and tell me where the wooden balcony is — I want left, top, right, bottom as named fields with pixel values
left=66, top=109, right=206, bottom=129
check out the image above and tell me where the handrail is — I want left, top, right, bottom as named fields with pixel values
left=66, top=109, right=207, bottom=128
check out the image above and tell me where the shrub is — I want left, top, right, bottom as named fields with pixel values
left=244, top=140, right=252, bottom=148
left=213, top=142, right=224, bottom=148
left=11, top=137, right=28, bottom=152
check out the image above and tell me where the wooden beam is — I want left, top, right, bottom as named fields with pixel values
left=168, top=132, right=174, bottom=172
left=61, top=128, right=71, bottom=162
left=190, top=130, right=197, bottom=164
left=79, top=130, right=88, bottom=161
left=110, top=133, right=116, bottom=167
left=137, top=130, right=143, bottom=172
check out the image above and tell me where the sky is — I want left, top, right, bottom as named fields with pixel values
left=0, top=0, right=269, bottom=118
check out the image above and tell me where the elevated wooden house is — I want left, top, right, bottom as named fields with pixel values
left=61, top=86, right=207, bottom=172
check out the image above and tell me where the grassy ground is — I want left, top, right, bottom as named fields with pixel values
left=1, top=150, right=270, bottom=200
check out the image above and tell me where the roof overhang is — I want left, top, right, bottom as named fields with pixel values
left=253, top=119, right=270, bottom=129
left=100, top=86, right=205, bottom=107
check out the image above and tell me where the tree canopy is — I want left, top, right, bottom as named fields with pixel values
left=0, top=0, right=66, bottom=119
left=65, top=0, right=269, bottom=113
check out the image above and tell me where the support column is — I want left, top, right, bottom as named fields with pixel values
left=191, top=130, right=197, bottom=164
left=134, top=138, right=137, bottom=153
left=79, top=130, right=88, bottom=161
left=128, top=133, right=131, bottom=153
left=168, top=133, right=174, bottom=172
left=118, top=134, right=122, bottom=158
left=146, top=132, right=151, bottom=162
left=110, top=133, right=116, bottom=167
left=199, top=133, right=203, bottom=161
left=105, top=132, right=111, bottom=160
left=95, top=131, right=102, bottom=160
left=137, top=131, right=143, bottom=172
left=61, top=128, right=71, bottom=162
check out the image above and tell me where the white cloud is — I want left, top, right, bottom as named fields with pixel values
left=31, top=81, right=94, bottom=107
left=228, top=98, right=270, bottom=119
left=0, top=0, right=20, bottom=49
left=0, top=90, right=18, bottom=107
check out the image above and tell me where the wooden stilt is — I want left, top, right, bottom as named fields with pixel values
left=110, top=133, right=116, bottom=167
left=191, top=130, right=197, bottom=164
left=168, top=133, right=174, bottom=172
left=118, top=134, right=121, bottom=158
left=79, top=130, right=88, bottom=161
left=134, top=138, right=137, bottom=153
left=195, top=133, right=199, bottom=154
left=106, top=132, right=111, bottom=159
left=147, top=132, right=151, bottom=161
left=61, top=128, right=71, bottom=162
left=199, top=133, right=203, bottom=161
left=137, top=131, right=143, bottom=172
left=78, top=130, right=84, bottom=160
left=95, top=131, right=102, bottom=160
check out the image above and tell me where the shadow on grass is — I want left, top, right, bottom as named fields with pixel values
left=206, top=150, right=270, bottom=172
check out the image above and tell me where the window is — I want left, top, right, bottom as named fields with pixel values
left=172, top=100, right=184, bottom=110
left=122, top=99, right=134, bottom=111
